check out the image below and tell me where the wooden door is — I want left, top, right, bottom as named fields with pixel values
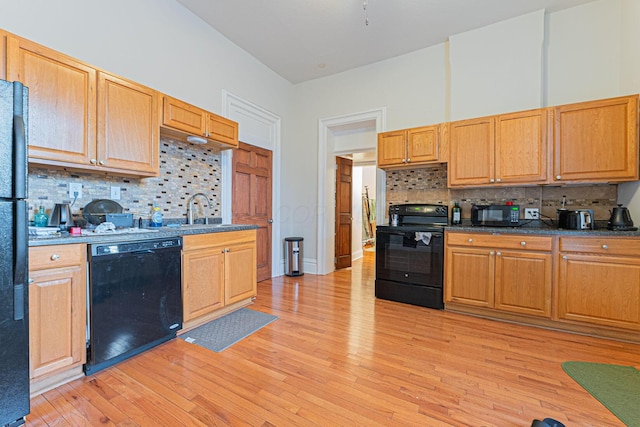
left=553, top=95, right=639, bottom=182
left=97, top=72, right=159, bottom=176
left=495, top=109, right=549, bottom=184
left=494, top=250, right=552, bottom=317
left=448, top=117, right=495, bottom=187
left=232, top=142, right=273, bottom=282
left=407, top=125, right=439, bottom=164
left=7, top=36, right=97, bottom=167
left=377, top=130, right=406, bottom=167
left=445, top=246, right=494, bottom=307
left=335, top=157, right=353, bottom=270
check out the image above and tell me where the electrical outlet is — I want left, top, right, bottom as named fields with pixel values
left=110, top=186, right=121, bottom=200
left=525, top=208, right=540, bottom=220
left=69, top=182, right=82, bottom=199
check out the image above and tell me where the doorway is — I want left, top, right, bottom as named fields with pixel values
left=317, top=108, right=386, bottom=275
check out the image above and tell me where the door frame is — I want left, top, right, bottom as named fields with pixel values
left=317, top=108, right=386, bottom=275
left=222, top=91, right=281, bottom=278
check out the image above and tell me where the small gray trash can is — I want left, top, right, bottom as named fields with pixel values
left=284, top=237, right=304, bottom=276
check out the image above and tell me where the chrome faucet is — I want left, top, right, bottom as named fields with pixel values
left=187, top=193, right=211, bottom=225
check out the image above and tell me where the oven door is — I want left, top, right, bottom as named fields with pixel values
left=375, top=228, right=444, bottom=287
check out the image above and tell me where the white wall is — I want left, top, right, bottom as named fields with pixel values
left=546, top=0, right=623, bottom=105
left=449, top=10, right=545, bottom=120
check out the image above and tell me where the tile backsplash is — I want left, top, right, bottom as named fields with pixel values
left=385, top=165, right=618, bottom=221
left=28, top=137, right=222, bottom=224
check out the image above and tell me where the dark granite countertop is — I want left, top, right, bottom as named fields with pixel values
left=445, top=220, right=640, bottom=237
left=28, top=223, right=259, bottom=247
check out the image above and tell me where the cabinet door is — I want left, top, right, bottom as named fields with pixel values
left=97, top=72, right=159, bottom=176
left=557, top=253, right=640, bottom=330
left=495, top=109, right=548, bottom=184
left=494, top=250, right=552, bottom=317
left=377, top=131, right=407, bottom=167
left=448, top=117, right=495, bottom=186
left=28, top=255, right=86, bottom=380
left=162, top=95, right=207, bottom=136
left=225, top=242, right=257, bottom=305
left=7, top=36, right=97, bottom=167
left=445, top=246, right=494, bottom=307
left=407, top=125, right=438, bottom=164
left=207, top=113, right=239, bottom=148
left=554, top=95, right=639, bottom=182
left=182, top=247, right=225, bottom=322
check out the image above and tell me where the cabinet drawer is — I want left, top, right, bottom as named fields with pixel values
left=29, top=244, right=85, bottom=270
left=559, top=236, right=640, bottom=257
left=447, top=232, right=552, bottom=251
left=183, top=230, right=256, bottom=251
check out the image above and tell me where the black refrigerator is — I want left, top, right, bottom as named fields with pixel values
left=0, top=79, right=30, bottom=426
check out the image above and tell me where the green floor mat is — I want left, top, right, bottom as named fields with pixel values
left=562, top=361, right=640, bottom=427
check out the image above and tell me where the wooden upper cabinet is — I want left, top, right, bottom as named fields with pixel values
left=7, top=35, right=97, bottom=167
left=162, top=95, right=239, bottom=148
left=6, top=34, right=159, bottom=177
left=377, top=131, right=406, bottom=167
left=448, top=116, right=494, bottom=186
left=553, top=95, right=639, bottom=183
left=163, top=96, right=207, bottom=136
left=448, top=109, right=548, bottom=187
left=207, top=114, right=239, bottom=148
left=97, top=72, right=159, bottom=176
left=495, top=109, right=549, bottom=184
left=377, top=125, right=440, bottom=168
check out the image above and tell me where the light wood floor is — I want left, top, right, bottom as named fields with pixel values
left=28, top=252, right=639, bottom=426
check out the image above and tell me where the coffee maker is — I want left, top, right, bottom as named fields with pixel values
left=48, top=203, right=73, bottom=230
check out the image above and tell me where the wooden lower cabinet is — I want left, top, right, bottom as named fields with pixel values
left=557, top=236, right=640, bottom=331
left=28, top=244, right=86, bottom=383
left=182, top=230, right=257, bottom=327
left=445, top=233, right=552, bottom=318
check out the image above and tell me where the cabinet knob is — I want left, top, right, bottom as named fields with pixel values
left=99, top=160, right=105, bottom=165
left=28, top=278, right=34, bottom=284
left=556, top=175, right=562, bottom=180
left=468, top=238, right=473, bottom=243
left=489, top=178, right=495, bottom=183
left=407, top=158, right=411, bottom=162
left=602, top=244, right=609, bottom=249
left=489, top=251, right=495, bottom=255
left=90, top=159, right=97, bottom=164
left=496, top=251, right=501, bottom=256
left=50, top=254, right=60, bottom=261
left=401, top=159, right=407, bottom=163
left=520, top=241, right=527, bottom=246
left=496, top=178, right=501, bottom=182
left=268, top=219, right=274, bottom=223
left=562, top=255, right=568, bottom=260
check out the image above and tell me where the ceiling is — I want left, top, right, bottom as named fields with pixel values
left=176, top=0, right=597, bottom=84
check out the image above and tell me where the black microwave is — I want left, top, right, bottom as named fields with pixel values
left=471, top=204, right=520, bottom=227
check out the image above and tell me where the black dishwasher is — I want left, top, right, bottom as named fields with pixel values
left=85, top=237, right=183, bottom=375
